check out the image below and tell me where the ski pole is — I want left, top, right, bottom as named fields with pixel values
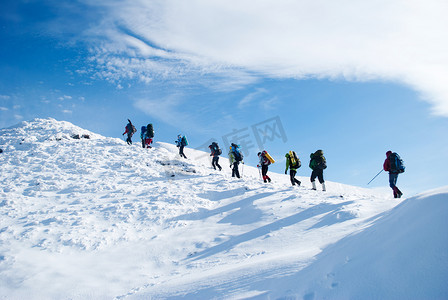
left=241, top=162, right=244, bottom=178
left=258, top=166, right=262, bottom=179
left=367, top=169, right=383, bottom=185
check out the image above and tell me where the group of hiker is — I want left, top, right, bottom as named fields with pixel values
left=123, top=119, right=404, bottom=198
left=223, top=143, right=327, bottom=191
left=122, top=119, right=155, bottom=148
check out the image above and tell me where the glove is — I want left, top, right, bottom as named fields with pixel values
left=285, top=171, right=287, bottom=174
left=230, top=165, right=232, bottom=168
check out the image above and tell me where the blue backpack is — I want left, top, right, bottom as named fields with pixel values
left=141, top=126, right=147, bottom=139
left=232, top=144, right=243, bottom=162
left=390, top=152, right=405, bottom=173
left=182, top=136, right=188, bottom=146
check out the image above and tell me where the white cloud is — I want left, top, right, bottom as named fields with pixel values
left=59, top=95, right=72, bottom=101
left=0, top=107, right=8, bottom=111
left=0, top=95, right=10, bottom=100
left=84, top=0, right=448, bottom=116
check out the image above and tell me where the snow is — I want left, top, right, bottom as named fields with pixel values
left=0, top=118, right=447, bottom=299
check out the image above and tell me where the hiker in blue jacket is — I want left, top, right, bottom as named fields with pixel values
left=175, top=134, right=187, bottom=158
left=140, top=126, right=147, bottom=148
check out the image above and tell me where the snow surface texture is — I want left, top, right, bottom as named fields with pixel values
left=0, top=118, right=447, bottom=299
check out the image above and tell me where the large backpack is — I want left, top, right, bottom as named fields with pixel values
left=182, top=136, right=188, bottom=146
left=211, top=142, right=222, bottom=155
left=126, top=123, right=136, bottom=135
left=289, top=151, right=301, bottom=169
left=232, top=144, right=243, bottom=162
left=389, top=152, right=405, bottom=173
left=140, top=126, right=147, bottom=138
left=146, top=124, right=154, bottom=138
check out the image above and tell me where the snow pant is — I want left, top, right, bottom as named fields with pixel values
left=145, top=138, right=153, bottom=148
left=126, top=133, right=133, bottom=145
left=212, top=157, right=221, bottom=170
left=261, top=165, right=270, bottom=182
left=389, top=173, right=402, bottom=198
left=179, top=145, right=187, bottom=158
left=232, top=162, right=240, bottom=178
left=310, top=169, right=324, bottom=184
left=289, top=170, right=301, bottom=186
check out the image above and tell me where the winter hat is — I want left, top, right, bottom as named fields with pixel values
left=386, top=150, right=392, bottom=157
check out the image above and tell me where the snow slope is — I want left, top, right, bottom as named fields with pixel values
left=0, top=118, right=446, bottom=299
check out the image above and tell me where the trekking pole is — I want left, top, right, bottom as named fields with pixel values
left=258, top=166, right=262, bottom=179
left=241, top=162, right=244, bottom=178
left=367, top=169, right=383, bottom=185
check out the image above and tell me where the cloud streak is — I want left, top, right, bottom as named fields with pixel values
left=82, top=0, right=448, bottom=116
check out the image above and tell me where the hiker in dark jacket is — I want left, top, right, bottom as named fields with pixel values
left=209, top=142, right=222, bottom=171
left=228, top=143, right=243, bottom=178
left=122, top=119, right=135, bottom=145
left=175, top=134, right=187, bottom=158
left=383, top=150, right=403, bottom=198
left=144, top=124, right=154, bottom=148
left=309, top=150, right=326, bottom=191
left=285, top=152, right=301, bottom=186
left=258, top=151, right=271, bottom=183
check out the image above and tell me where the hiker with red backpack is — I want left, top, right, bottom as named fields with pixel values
left=228, top=143, right=243, bottom=178
left=285, top=151, right=301, bottom=186
left=209, top=142, right=222, bottom=171
left=383, top=150, right=405, bottom=198
left=122, top=119, right=136, bottom=145
left=309, top=150, right=326, bottom=191
left=257, top=151, right=272, bottom=183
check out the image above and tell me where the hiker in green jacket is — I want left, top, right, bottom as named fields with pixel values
left=285, top=152, right=301, bottom=186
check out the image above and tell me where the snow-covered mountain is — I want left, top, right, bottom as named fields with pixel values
left=0, top=118, right=447, bottom=299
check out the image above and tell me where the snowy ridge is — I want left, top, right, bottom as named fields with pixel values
left=0, top=118, right=447, bottom=299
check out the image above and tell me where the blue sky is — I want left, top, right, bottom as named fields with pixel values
left=1, top=0, right=447, bottom=195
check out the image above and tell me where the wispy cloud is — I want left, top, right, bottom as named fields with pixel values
left=238, top=89, right=268, bottom=109
left=81, top=0, right=448, bottom=116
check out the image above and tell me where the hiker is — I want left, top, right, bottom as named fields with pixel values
left=140, top=125, right=147, bottom=148
left=122, top=119, right=136, bottom=145
left=144, top=123, right=154, bottom=148
left=209, top=142, right=222, bottom=171
left=175, top=134, right=188, bottom=158
left=228, top=143, right=243, bottom=178
left=285, top=151, right=301, bottom=186
left=257, top=151, right=271, bottom=183
left=383, top=150, right=404, bottom=198
left=309, top=150, right=326, bottom=191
